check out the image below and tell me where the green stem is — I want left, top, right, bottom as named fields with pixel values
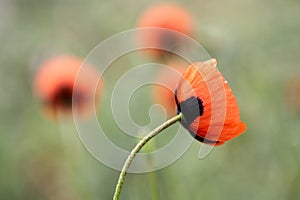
left=113, top=113, right=183, bottom=200
left=148, top=171, right=159, bottom=200
left=146, top=140, right=159, bottom=200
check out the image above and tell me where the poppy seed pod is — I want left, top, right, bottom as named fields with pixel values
left=175, top=59, right=246, bottom=146
left=137, top=3, right=195, bottom=59
left=33, top=55, right=102, bottom=119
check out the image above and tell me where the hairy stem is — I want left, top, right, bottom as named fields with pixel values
left=113, top=113, right=183, bottom=200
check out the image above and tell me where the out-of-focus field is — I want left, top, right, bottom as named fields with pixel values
left=0, top=0, right=300, bottom=199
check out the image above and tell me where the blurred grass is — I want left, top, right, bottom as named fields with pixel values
left=0, top=0, right=300, bottom=199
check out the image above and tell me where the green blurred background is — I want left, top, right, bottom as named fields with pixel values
left=1, top=0, right=300, bottom=199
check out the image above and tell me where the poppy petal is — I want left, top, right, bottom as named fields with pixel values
left=175, top=59, right=246, bottom=145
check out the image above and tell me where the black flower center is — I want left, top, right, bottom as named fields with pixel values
left=160, top=31, right=179, bottom=51
left=174, top=89, right=204, bottom=128
left=52, top=85, right=73, bottom=109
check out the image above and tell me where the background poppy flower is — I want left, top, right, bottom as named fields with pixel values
left=285, top=73, right=300, bottom=113
left=175, top=59, right=246, bottom=146
left=152, top=61, right=187, bottom=116
left=33, top=55, right=102, bottom=119
left=137, top=3, right=195, bottom=59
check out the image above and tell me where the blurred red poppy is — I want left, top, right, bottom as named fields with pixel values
left=152, top=61, right=186, bottom=116
left=175, top=59, right=246, bottom=146
left=137, top=3, right=195, bottom=59
left=33, top=55, right=102, bottom=119
left=285, top=73, right=300, bottom=113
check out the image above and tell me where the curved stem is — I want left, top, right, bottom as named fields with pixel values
left=113, top=113, right=183, bottom=200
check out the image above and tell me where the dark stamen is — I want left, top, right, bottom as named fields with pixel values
left=174, top=89, right=220, bottom=145
left=174, top=90, right=204, bottom=128
left=52, top=85, right=73, bottom=109
left=160, top=31, right=179, bottom=51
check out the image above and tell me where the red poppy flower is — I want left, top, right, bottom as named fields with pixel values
left=175, top=59, right=246, bottom=146
left=152, top=61, right=186, bottom=116
left=33, top=55, right=102, bottom=119
left=137, top=3, right=195, bottom=59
